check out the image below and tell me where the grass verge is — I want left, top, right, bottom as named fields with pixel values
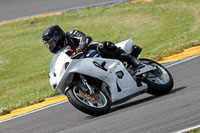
left=189, top=128, right=200, bottom=133
left=0, top=0, right=200, bottom=115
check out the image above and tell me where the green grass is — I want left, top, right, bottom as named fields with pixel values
left=189, top=128, right=200, bottom=133
left=1, top=0, right=200, bottom=115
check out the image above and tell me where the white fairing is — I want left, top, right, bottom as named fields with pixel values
left=115, top=39, right=134, bottom=54
left=49, top=47, right=72, bottom=89
left=49, top=40, right=148, bottom=103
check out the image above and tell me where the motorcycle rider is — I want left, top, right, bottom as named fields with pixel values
left=42, top=24, right=140, bottom=68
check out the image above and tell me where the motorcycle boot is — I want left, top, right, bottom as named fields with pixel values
left=120, top=52, right=146, bottom=71
left=97, top=41, right=143, bottom=69
left=120, top=53, right=140, bottom=68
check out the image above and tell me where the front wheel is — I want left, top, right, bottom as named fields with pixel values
left=139, top=59, right=174, bottom=96
left=66, top=82, right=111, bottom=116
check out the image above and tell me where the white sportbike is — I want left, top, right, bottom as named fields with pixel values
left=49, top=39, right=174, bottom=116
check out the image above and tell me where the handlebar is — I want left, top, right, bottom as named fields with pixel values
left=70, top=52, right=84, bottom=59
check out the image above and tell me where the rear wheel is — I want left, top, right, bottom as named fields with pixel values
left=66, top=82, right=111, bottom=116
left=140, top=59, right=174, bottom=96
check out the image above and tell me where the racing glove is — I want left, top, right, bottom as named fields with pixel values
left=76, top=36, right=93, bottom=54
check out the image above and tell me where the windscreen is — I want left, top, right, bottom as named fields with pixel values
left=50, top=47, right=71, bottom=71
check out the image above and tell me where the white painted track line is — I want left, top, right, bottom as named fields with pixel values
left=173, top=124, right=200, bottom=133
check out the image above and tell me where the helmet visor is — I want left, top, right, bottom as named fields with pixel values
left=44, top=39, right=57, bottom=50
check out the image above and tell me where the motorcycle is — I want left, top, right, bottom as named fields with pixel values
left=49, top=39, right=174, bottom=116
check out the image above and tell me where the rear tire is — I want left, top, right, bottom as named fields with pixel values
left=66, top=83, right=111, bottom=116
left=140, top=59, right=174, bottom=96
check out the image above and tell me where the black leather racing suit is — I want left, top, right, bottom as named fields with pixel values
left=64, top=30, right=92, bottom=56
left=65, top=30, right=139, bottom=67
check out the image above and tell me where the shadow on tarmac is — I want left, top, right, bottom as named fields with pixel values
left=109, top=86, right=186, bottom=113
left=86, top=86, right=186, bottom=119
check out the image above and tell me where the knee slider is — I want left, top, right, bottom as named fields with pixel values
left=97, top=43, right=104, bottom=51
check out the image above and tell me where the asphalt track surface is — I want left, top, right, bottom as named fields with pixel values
left=0, top=0, right=129, bottom=22
left=0, top=55, right=199, bottom=133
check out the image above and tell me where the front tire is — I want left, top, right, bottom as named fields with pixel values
left=66, top=83, right=111, bottom=116
left=140, top=59, right=174, bottom=96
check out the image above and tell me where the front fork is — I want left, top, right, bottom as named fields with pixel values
left=79, top=74, right=95, bottom=95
